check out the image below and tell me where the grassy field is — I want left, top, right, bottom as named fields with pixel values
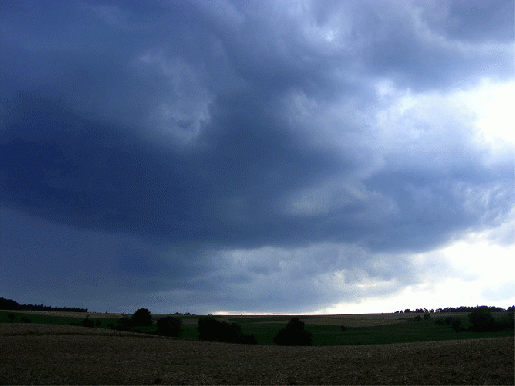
left=1, top=310, right=512, bottom=346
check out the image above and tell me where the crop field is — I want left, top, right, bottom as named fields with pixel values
left=1, top=322, right=513, bottom=385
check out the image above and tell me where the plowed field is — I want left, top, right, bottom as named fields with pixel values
left=1, top=324, right=513, bottom=385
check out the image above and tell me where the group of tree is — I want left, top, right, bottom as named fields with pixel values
left=5, top=313, right=31, bottom=323
left=0, top=297, right=87, bottom=313
left=96, top=308, right=182, bottom=337
left=396, top=308, right=433, bottom=314
left=434, top=306, right=514, bottom=332
left=76, top=315, right=102, bottom=328
left=156, top=316, right=183, bottom=337
left=395, top=305, right=509, bottom=314
left=103, top=311, right=312, bottom=346
left=273, top=317, right=313, bottom=346
left=197, top=316, right=257, bottom=344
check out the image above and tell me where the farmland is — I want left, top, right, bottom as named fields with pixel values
left=0, top=310, right=513, bottom=384
left=0, top=322, right=513, bottom=385
left=1, top=309, right=513, bottom=345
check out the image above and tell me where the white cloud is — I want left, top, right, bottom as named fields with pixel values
left=315, top=214, right=515, bottom=314
left=374, top=77, right=515, bottom=168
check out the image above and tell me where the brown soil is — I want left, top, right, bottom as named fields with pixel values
left=1, top=324, right=513, bottom=385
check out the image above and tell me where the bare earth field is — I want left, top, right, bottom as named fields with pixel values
left=1, top=324, right=513, bottom=385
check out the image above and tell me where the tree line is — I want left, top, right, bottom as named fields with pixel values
left=105, top=308, right=311, bottom=346
left=0, top=297, right=88, bottom=313
left=395, top=305, right=510, bottom=314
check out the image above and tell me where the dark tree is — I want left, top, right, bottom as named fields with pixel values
left=450, top=318, right=462, bottom=332
left=116, top=317, right=133, bottom=331
left=81, top=316, right=94, bottom=328
left=273, top=317, right=313, bottom=346
left=198, top=316, right=257, bottom=344
left=468, top=307, right=495, bottom=332
left=157, top=316, right=182, bottom=337
left=132, top=308, right=153, bottom=326
left=0, top=297, right=20, bottom=310
left=198, top=316, right=220, bottom=341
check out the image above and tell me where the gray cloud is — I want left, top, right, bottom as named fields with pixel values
left=1, top=0, right=513, bottom=312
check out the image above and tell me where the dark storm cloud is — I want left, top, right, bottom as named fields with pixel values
left=1, top=0, right=513, bottom=312
left=419, top=0, right=515, bottom=43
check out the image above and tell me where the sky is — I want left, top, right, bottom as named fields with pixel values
left=1, top=0, right=514, bottom=315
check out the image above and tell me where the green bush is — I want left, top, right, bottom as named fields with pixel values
left=273, top=318, right=313, bottom=346
left=157, top=316, right=182, bottom=337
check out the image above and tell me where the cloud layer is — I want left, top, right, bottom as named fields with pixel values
left=1, top=0, right=513, bottom=313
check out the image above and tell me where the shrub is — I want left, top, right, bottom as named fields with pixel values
left=495, top=310, right=514, bottom=331
left=273, top=317, right=313, bottom=346
left=434, top=318, right=445, bottom=325
left=450, top=318, right=462, bottom=332
left=132, top=308, right=153, bottom=326
left=239, top=333, right=258, bottom=345
left=81, top=316, right=94, bottom=328
left=468, top=307, right=495, bottom=332
left=157, top=316, right=182, bottom=337
left=116, top=317, right=133, bottom=331
left=198, top=316, right=220, bottom=341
